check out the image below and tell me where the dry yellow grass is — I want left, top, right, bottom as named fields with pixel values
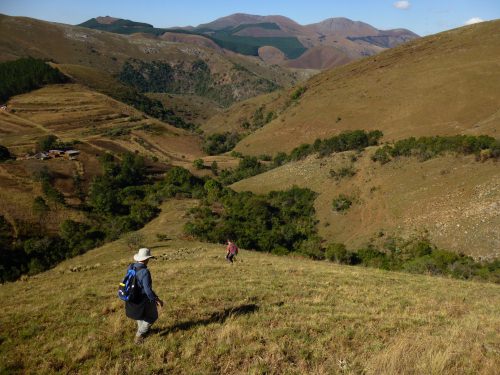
left=0, top=199, right=498, bottom=374
left=233, top=20, right=500, bottom=156
left=232, top=150, right=500, bottom=258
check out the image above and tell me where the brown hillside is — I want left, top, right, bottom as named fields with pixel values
left=159, top=32, right=223, bottom=51
left=0, top=83, right=206, bottom=229
left=2, top=84, right=203, bottom=163
left=234, top=20, right=500, bottom=156
left=202, top=91, right=286, bottom=135
left=258, top=46, right=286, bottom=65
left=0, top=14, right=299, bottom=104
left=285, top=45, right=352, bottom=70
left=232, top=150, right=500, bottom=258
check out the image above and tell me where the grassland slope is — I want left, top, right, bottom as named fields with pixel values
left=234, top=20, right=500, bottom=156
left=0, top=199, right=498, bottom=374
left=232, top=150, right=500, bottom=258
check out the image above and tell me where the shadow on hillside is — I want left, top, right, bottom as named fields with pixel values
left=157, top=304, right=259, bottom=336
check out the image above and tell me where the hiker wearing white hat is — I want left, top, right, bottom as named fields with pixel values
left=125, top=248, right=164, bottom=344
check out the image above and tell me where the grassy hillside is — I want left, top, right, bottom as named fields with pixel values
left=0, top=83, right=205, bottom=238
left=0, top=14, right=301, bottom=107
left=1, top=199, right=499, bottom=374
left=232, top=149, right=500, bottom=258
left=232, top=20, right=500, bottom=156
left=2, top=84, right=203, bottom=161
left=202, top=90, right=286, bottom=135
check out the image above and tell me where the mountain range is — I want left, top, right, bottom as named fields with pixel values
left=79, top=13, right=419, bottom=70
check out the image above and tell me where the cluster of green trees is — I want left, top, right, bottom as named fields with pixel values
left=242, top=106, right=276, bottom=131
left=0, top=58, right=68, bottom=102
left=0, top=153, right=163, bottom=282
left=218, top=156, right=269, bottom=185
left=203, top=30, right=307, bottom=59
left=79, top=19, right=307, bottom=59
left=288, top=130, right=383, bottom=161
left=217, top=130, right=383, bottom=186
left=372, top=135, right=500, bottom=164
left=117, top=90, right=196, bottom=131
left=185, top=183, right=318, bottom=253
left=324, top=238, right=499, bottom=283
left=36, top=134, right=78, bottom=152
left=119, top=59, right=217, bottom=102
left=78, top=18, right=164, bottom=35
left=119, top=58, right=278, bottom=107
left=203, top=132, right=241, bottom=155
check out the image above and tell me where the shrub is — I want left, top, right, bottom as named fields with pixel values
left=272, top=246, right=290, bottom=256
left=193, top=159, right=204, bottom=170
left=298, top=237, right=325, bottom=260
left=32, top=197, right=49, bottom=227
left=332, top=194, right=353, bottom=212
left=272, top=152, right=288, bottom=167
left=371, top=146, right=392, bottom=164
left=357, top=246, right=389, bottom=269
left=0, top=145, right=11, bottom=162
left=42, top=181, right=65, bottom=206
left=290, top=86, right=306, bottom=101
left=325, top=243, right=359, bottom=264
left=329, top=165, right=356, bottom=180
left=210, top=161, right=219, bottom=175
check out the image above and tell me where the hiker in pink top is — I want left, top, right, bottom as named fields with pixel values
left=225, top=239, right=239, bottom=263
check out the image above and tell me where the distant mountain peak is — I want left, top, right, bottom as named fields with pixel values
left=95, top=16, right=119, bottom=25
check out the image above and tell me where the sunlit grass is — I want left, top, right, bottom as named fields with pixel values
left=1, top=200, right=499, bottom=374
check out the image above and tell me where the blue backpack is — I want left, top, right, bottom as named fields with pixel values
left=118, top=265, right=140, bottom=302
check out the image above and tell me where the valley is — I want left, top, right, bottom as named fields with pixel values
left=0, top=4, right=499, bottom=373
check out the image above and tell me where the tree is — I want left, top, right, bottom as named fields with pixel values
left=37, top=134, right=58, bottom=152
left=210, top=161, right=218, bottom=176
left=88, top=175, right=121, bottom=214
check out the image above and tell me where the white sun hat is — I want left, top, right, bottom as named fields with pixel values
left=133, top=248, right=155, bottom=262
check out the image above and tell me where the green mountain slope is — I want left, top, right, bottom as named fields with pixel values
left=1, top=199, right=498, bottom=374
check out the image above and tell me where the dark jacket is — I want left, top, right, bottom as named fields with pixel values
left=125, top=263, right=159, bottom=322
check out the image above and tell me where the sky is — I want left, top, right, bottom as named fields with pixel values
left=0, top=0, right=498, bottom=36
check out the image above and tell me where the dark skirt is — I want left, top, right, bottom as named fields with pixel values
left=126, top=298, right=158, bottom=323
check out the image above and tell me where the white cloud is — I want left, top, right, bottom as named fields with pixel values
left=393, top=1, right=411, bottom=10
left=464, top=17, right=484, bottom=25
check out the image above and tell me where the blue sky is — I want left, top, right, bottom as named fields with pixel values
left=0, top=0, right=498, bottom=36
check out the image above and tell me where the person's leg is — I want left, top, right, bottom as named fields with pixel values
left=136, top=320, right=152, bottom=337
left=136, top=300, right=158, bottom=337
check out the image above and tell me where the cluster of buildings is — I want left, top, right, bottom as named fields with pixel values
left=26, top=149, right=80, bottom=161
